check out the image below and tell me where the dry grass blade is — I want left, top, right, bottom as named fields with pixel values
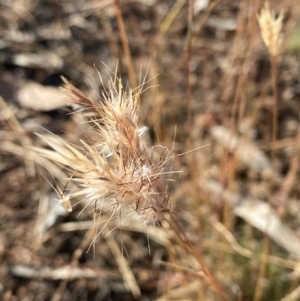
left=155, top=279, right=202, bottom=301
left=0, top=141, right=67, bottom=181
left=105, top=228, right=141, bottom=298
left=211, top=125, right=272, bottom=173
left=280, top=285, right=300, bottom=301
left=11, top=265, right=102, bottom=280
left=0, top=96, right=35, bottom=176
left=203, top=180, right=300, bottom=258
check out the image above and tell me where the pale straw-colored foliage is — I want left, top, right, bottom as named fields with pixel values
left=36, top=79, right=172, bottom=226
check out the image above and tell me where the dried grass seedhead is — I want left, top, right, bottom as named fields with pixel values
left=36, top=78, right=172, bottom=226
left=257, top=2, right=284, bottom=57
left=61, top=76, right=95, bottom=108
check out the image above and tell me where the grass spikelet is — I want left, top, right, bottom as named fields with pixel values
left=257, top=2, right=284, bottom=57
left=36, top=78, right=172, bottom=226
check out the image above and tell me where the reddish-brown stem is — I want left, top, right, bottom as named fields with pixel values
left=168, top=213, right=228, bottom=301
left=270, top=54, right=278, bottom=162
left=254, top=49, right=278, bottom=300
left=114, top=0, right=137, bottom=88
left=184, top=0, right=194, bottom=134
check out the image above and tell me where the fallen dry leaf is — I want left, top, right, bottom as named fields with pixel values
left=16, top=81, right=68, bottom=111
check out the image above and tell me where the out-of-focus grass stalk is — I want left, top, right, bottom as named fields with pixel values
left=114, top=0, right=137, bottom=88
left=184, top=0, right=194, bottom=134
left=257, top=2, right=284, bottom=161
left=255, top=4, right=284, bottom=301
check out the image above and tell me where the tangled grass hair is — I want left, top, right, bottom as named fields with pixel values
left=36, top=77, right=173, bottom=228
